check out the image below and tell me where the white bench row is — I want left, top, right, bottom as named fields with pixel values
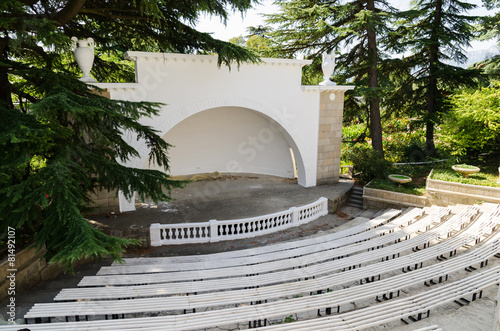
left=115, top=209, right=402, bottom=266
left=54, top=205, right=489, bottom=302
left=80, top=207, right=449, bottom=286
left=14, top=216, right=500, bottom=330
left=258, top=263, right=500, bottom=330
left=98, top=208, right=421, bottom=275
left=25, top=210, right=500, bottom=322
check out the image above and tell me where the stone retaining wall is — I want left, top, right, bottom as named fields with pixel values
left=426, top=170, right=500, bottom=206
left=363, top=184, right=429, bottom=210
left=329, top=188, right=351, bottom=213
left=363, top=172, right=500, bottom=209
left=0, top=245, right=68, bottom=302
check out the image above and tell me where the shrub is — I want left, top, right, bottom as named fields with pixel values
left=442, top=82, right=500, bottom=155
left=342, top=123, right=366, bottom=141
left=345, top=145, right=392, bottom=182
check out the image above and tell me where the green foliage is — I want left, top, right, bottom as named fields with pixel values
left=442, top=82, right=500, bottom=155
left=431, top=168, right=499, bottom=187
left=266, top=0, right=397, bottom=153
left=0, top=80, right=186, bottom=269
left=229, top=26, right=272, bottom=56
left=470, top=55, right=500, bottom=80
left=368, top=178, right=427, bottom=196
left=342, top=123, right=366, bottom=142
left=476, top=0, right=500, bottom=48
left=454, top=164, right=479, bottom=169
left=1, top=0, right=259, bottom=269
left=384, top=0, right=480, bottom=156
left=344, top=145, right=392, bottom=182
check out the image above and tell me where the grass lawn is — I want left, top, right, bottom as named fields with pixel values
left=430, top=166, right=499, bottom=187
left=367, top=177, right=427, bottom=196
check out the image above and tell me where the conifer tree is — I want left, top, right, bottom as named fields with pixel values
left=0, top=0, right=258, bottom=269
left=266, top=0, right=396, bottom=155
left=385, top=0, right=480, bottom=156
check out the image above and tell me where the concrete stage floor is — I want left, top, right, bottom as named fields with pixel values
left=90, top=174, right=355, bottom=229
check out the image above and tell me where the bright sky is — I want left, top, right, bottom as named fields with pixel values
left=196, top=0, right=498, bottom=51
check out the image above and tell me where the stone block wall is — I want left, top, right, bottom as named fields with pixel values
left=0, top=245, right=70, bottom=302
left=88, top=189, right=120, bottom=214
left=426, top=175, right=500, bottom=206
left=363, top=186, right=429, bottom=210
left=317, top=90, right=345, bottom=185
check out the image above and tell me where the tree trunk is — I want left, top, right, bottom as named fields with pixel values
left=0, top=38, right=13, bottom=109
left=366, top=0, right=383, bottom=155
left=426, top=0, right=443, bottom=157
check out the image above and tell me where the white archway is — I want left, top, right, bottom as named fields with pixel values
left=139, top=97, right=310, bottom=186
left=94, top=52, right=354, bottom=212
left=145, top=106, right=302, bottom=180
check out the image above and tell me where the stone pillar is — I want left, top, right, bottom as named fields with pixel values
left=317, top=90, right=346, bottom=185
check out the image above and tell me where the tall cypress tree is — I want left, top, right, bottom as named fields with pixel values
left=385, top=0, right=480, bottom=156
left=266, top=0, right=396, bottom=154
left=0, top=0, right=258, bottom=268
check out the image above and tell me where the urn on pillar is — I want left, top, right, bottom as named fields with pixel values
left=71, top=37, right=97, bottom=83
left=319, top=52, right=336, bottom=86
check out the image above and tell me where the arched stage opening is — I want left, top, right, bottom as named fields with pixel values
left=146, top=106, right=300, bottom=181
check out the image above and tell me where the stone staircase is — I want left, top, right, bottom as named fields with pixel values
left=347, top=186, right=364, bottom=209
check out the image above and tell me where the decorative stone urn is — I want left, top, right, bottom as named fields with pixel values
left=452, top=164, right=480, bottom=178
left=71, top=37, right=97, bottom=82
left=388, top=174, right=412, bottom=185
left=319, top=52, right=336, bottom=86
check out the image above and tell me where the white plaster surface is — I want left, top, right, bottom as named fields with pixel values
left=105, top=52, right=319, bottom=187
left=148, top=107, right=296, bottom=178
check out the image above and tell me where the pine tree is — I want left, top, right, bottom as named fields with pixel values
left=0, top=0, right=258, bottom=269
left=385, top=0, right=480, bottom=156
left=266, top=0, right=396, bottom=155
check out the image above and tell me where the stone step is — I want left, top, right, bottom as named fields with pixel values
left=347, top=202, right=364, bottom=209
left=352, top=208, right=379, bottom=219
left=346, top=186, right=364, bottom=209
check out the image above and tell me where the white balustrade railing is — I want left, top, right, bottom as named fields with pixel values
left=150, top=197, right=328, bottom=246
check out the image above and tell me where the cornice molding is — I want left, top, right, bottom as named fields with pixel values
left=124, top=51, right=312, bottom=67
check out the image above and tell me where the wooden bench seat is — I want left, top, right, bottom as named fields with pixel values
left=55, top=206, right=484, bottom=301
left=258, top=265, right=500, bottom=330
left=25, top=217, right=500, bottom=323
left=99, top=209, right=414, bottom=276
left=79, top=208, right=450, bottom=286
left=12, top=226, right=500, bottom=330
left=50, top=205, right=494, bottom=309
